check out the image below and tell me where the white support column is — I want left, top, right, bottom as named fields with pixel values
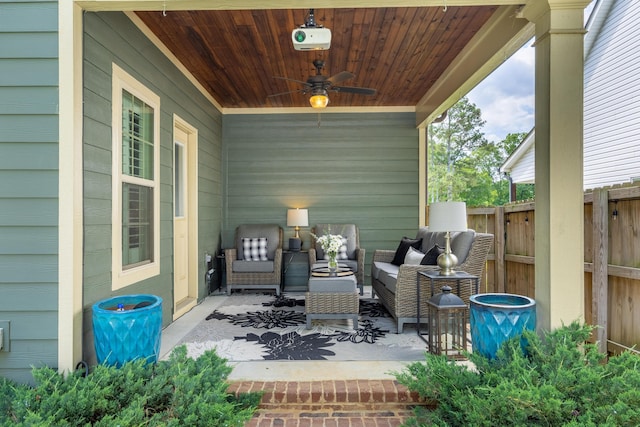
left=58, top=2, right=84, bottom=374
left=523, top=0, right=590, bottom=331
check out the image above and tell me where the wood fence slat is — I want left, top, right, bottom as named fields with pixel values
left=608, top=265, right=640, bottom=281
left=495, top=206, right=505, bottom=292
left=607, top=186, right=640, bottom=200
left=584, top=263, right=640, bottom=280
left=592, top=188, right=609, bottom=353
left=504, top=254, right=535, bottom=264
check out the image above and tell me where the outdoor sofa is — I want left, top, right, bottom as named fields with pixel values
left=371, top=228, right=494, bottom=332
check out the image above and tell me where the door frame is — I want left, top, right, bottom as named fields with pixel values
left=172, top=115, right=199, bottom=320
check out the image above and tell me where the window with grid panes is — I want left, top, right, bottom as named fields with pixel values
left=121, top=90, right=154, bottom=267
left=111, top=64, right=160, bottom=289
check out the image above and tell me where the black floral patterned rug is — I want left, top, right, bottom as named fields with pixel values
left=177, top=293, right=427, bottom=361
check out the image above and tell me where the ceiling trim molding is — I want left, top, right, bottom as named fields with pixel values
left=415, top=5, right=535, bottom=128
left=224, top=106, right=415, bottom=115
left=79, top=1, right=528, bottom=12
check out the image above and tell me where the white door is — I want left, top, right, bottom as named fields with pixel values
left=173, top=118, right=198, bottom=319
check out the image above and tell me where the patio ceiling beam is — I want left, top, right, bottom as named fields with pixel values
left=77, top=0, right=529, bottom=12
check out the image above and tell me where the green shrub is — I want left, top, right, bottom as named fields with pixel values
left=0, top=346, right=260, bottom=426
left=396, top=322, right=640, bottom=426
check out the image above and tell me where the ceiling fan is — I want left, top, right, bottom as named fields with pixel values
left=269, top=59, right=376, bottom=109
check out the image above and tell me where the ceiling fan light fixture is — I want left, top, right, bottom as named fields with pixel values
left=309, top=90, right=329, bottom=109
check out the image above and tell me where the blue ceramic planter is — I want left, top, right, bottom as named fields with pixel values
left=92, top=294, right=163, bottom=367
left=469, top=293, right=536, bottom=359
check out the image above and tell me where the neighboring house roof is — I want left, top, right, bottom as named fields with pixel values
left=501, top=0, right=640, bottom=190
left=499, top=129, right=534, bottom=184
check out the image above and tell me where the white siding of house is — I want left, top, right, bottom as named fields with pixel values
left=501, top=130, right=535, bottom=184
left=583, top=1, right=640, bottom=190
left=509, top=142, right=535, bottom=184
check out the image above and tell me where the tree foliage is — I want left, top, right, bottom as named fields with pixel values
left=428, top=97, right=533, bottom=206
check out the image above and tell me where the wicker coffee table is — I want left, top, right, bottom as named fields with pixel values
left=306, top=265, right=359, bottom=329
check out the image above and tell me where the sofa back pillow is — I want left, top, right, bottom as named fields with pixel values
left=404, top=246, right=425, bottom=265
left=450, top=230, right=475, bottom=264
left=416, top=227, right=447, bottom=253
left=416, top=227, right=475, bottom=264
left=421, top=244, right=443, bottom=265
left=391, top=237, right=422, bottom=266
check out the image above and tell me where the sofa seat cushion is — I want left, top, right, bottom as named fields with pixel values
left=372, top=261, right=399, bottom=294
left=371, top=261, right=385, bottom=280
left=232, top=260, right=274, bottom=273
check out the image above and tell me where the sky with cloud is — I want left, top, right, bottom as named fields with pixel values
left=465, top=2, right=595, bottom=144
left=466, top=42, right=535, bottom=144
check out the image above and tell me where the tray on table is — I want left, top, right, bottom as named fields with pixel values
left=310, top=267, right=354, bottom=277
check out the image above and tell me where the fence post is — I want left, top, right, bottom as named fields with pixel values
left=495, top=206, right=505, bottom=293
left=592, top=188, right=609, bottom=354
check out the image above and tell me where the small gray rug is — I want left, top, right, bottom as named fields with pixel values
left=178, top=293, right=427, bottom=362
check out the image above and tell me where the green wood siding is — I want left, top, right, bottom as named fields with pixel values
left=222, top=113, right=420, bottom=283
left=82, top=12, right=222, bottom=365
left=0, top=0, right=59, bottom=384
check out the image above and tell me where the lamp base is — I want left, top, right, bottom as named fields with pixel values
left=289, top=238, right=301, bottom=252
left=437, top=253, right=459, bottom=275
left=437, top=232, right=458, bottom=275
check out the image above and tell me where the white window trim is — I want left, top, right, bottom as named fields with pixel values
left=111, top=63, right=161, bottom=290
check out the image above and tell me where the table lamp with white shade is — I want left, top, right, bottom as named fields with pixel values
left=286, top=208, right=309, bottom=251
left=428, top=201, right=468, bottom=275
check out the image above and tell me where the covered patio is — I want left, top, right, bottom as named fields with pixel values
left=56, top=0, right=591, bottom=376
left=157, top=291, right=416, bottom=381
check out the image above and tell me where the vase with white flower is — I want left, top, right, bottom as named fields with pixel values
left=313, top=232, right=344, bottom=274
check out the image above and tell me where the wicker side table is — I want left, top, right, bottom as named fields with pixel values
left=306, top=273, right=359, bottom=329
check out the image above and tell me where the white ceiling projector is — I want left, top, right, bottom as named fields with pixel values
left=291, top=27, right=332, bottom=51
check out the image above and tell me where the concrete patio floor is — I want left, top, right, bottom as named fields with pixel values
left=158, top=288, right=416, bottom=381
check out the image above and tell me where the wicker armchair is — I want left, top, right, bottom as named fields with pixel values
left=309, top=223, right=365, bottom=294
left=225, top=224, right=283, bottom=295
left=371, top=232, right=494, bottom=332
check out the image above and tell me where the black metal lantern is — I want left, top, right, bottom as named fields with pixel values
left=427, top=285, right=468, bottom=359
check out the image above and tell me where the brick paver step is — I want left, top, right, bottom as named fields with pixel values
left=228, top=379, right=435, bottom=426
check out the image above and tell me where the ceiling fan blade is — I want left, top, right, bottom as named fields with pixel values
left=326, top=71, right=354, bottom=85
left=331, top=86, right=377, bottom=95
left=267, top=88, right=306, bottom=98
left=273, top=76, right=311, bottom=87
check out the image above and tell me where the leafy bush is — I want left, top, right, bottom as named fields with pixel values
left=396, top=322, right=640, bottom=426
left=0, top=346, right=260, bottom=426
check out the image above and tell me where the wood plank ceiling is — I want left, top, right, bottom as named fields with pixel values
left=135, top=6, right=498, bottom=109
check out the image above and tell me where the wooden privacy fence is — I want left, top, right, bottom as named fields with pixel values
left=459, top=184, right=640, bottom=355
